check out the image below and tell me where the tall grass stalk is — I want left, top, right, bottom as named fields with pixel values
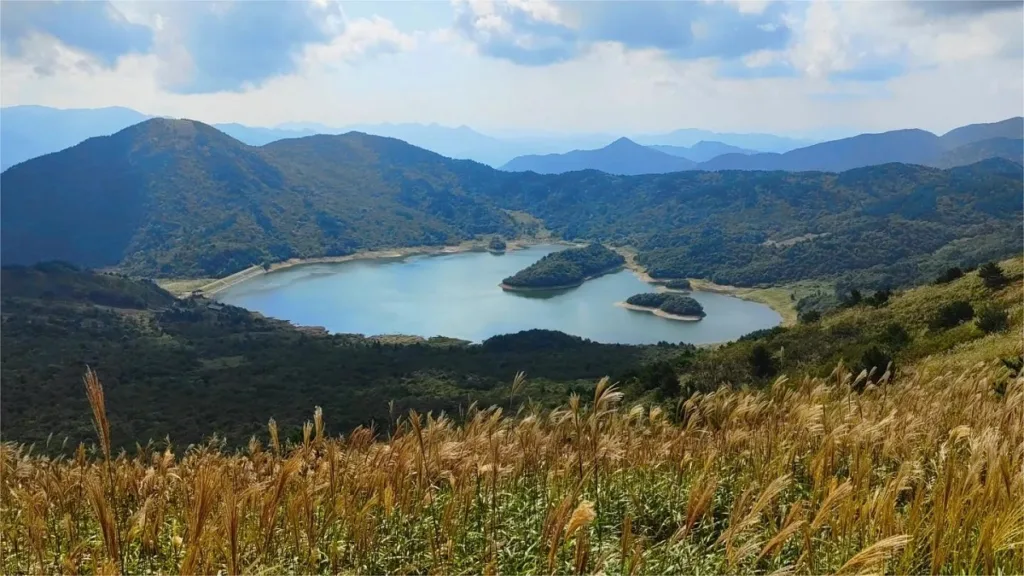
left=1, top=361, right=1022, bottom=574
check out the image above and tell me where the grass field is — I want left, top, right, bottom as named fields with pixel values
left=3, top=354, right=1021, bottom=574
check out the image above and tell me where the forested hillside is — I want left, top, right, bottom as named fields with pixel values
left=0, top=263, right=687, bottom=448
left=3, top=257, right=1019, bottom=450
left=2, top=119, right=1021, bottom=292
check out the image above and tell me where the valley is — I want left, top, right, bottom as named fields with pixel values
left=2, top=3, right=1023, bottom=572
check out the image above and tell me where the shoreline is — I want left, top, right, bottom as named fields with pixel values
left=611, top=246, right=795, bottom=327
left=194, top=238, right=568, bottom=297
left=498, top=264, right=625, bottom=292
left=615, top=301, right=704, bottom=322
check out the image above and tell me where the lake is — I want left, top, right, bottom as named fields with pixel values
left=217, top=245, right=782, bottom=345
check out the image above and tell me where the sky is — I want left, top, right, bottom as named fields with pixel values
left=1, top=0, right=1022, bottom=137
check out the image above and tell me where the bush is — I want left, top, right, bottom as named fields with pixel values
left=930, top=300, right=975, bottom=331
left=879, top=323, right=910, bottom=349
left=857, top=346, right=893, bottom=386
left=749, top=344, right=778, bottom=380
left=978, top=262, right=1008, bottom=290
left=864, top=289, right=892, bottom=308
left=976, top=307, right=1009, bottom=334
left=934, top=267, right=964, bottom=284
left=799, top=310, right=821, bottom=324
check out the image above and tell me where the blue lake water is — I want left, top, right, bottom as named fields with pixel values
left=217, top=245, right=782, bottom=345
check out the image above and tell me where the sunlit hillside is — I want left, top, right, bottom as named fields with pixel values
left=2, top=261, right=1022, bottom=574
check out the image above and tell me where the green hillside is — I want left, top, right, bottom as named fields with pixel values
left=3, top=257, right=1019, bottom=450
left=2, top=120, right=1021, bottom=294
left=0, top=263, right=690, bottom=448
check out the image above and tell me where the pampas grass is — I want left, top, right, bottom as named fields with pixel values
left=1, top=361, right=1022, bottom=574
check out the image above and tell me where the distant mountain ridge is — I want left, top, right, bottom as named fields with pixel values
left=503, top=118, right=1024, bottom=175
left=501, top=137, right=695, bottom=175
left=2, top=118, right=1020, bottom=295
left=0, top=105, right=812, bottom=170
left=650, top=141, right=757, bottom=162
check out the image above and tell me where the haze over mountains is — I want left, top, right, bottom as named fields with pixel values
left=7, top=106, right=1018, bottom=178
left=0, top=105, right=816, bottom=171
left=502, top=118, right=1024, bottom=175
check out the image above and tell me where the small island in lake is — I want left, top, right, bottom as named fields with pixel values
left=487, top=236, right=507, bottom=253
left=501, top=244, right=625, bottom=290
left=619, top=292, right=706, bottom=321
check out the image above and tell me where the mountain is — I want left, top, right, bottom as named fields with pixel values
left=0, top=119, right=517, bottom=277
left=650, top=141, right=758, bottom=162
left=694, top=120, right=1023, bottom=172
left=936, top=137, right=1024, bottom=168
left=939, top=117, right=1023, bottom=149
left=0, top=105, right=822, bottom=170
left=3, top=119, right=1020, bottom=291
left=633, top=128, right=815, bottom=152
left=501, top=137, right=696, bottom=175
left=699, top=129, right=944, bottom=172
left=0, top=105, right=149, bottom=170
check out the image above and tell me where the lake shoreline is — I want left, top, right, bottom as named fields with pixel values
left=498, top=264, right=625, bottom=292
left=194, top=238, right=571, bottom=297
left=615, top=301, right=703, bottom=322
left=611, top=247, right=795, bottom=326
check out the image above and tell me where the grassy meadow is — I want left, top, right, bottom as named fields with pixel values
left=3, top=356, right=1022, bottom=574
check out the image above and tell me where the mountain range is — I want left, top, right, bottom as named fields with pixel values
left=2, top=118, right=1020, bottom=293
left=501, top=118, right=1024, bottom=175
left=0, top=105, right=815, bottom=170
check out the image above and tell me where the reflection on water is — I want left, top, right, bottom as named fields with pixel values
left=217, top=245, right=782, bottom=345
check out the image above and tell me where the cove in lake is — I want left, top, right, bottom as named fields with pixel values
left=217, top=245, right=781, bottom=345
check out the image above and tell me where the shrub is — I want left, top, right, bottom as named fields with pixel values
left=799, top=310, right=821, bottom=324
left=930, top=300, right=975, bottom=331
left=749, top=344, right=778, bottom=380
left=857, top=345, right=893, bottom=386
left=865, top=289, right=892, bottom=308
left=934, top=267, right=964, bottom=284
left=976, top=307, right=1009, bottom=334
left=978, top=262, right=1008, bottom=290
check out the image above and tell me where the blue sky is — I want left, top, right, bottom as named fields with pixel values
left=1, top=0, right=1022, bottom=136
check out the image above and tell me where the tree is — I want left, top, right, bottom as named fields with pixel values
left=978, top=262, right=1008, bottom=290
left=976, top=307, right=1009, bottom=334
left=749, top=344, right=778, bottom=380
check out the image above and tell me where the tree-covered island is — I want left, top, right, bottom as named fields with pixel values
left=622, top=292, right=706, bottom=320
left=501, top=244, right=625, bottom=290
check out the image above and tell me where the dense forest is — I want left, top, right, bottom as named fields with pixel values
left=3, top=258, right=1018, bottom=450
left=625, top=293, right=706, bottom=317
left=0, top=262, right=690, bottom=448
left=2, top=120, right=1020, bottom=293
left=501, top=243, right=625, bottom=289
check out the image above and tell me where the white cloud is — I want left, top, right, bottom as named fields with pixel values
left=1, top=1, right=1020, bottom=136
left=303, top=16, right=417, bottom=68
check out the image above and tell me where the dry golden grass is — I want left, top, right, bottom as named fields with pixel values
left=2, top=361, right=1022, bottom=574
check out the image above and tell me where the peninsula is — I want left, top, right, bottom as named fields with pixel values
left=659, top=278, right=692, bottom=292
left=618, top=292, right=706, bottom=321
left=488, top=236, right=507, bottom=253
left=501, top=243, right=625, bottom=291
